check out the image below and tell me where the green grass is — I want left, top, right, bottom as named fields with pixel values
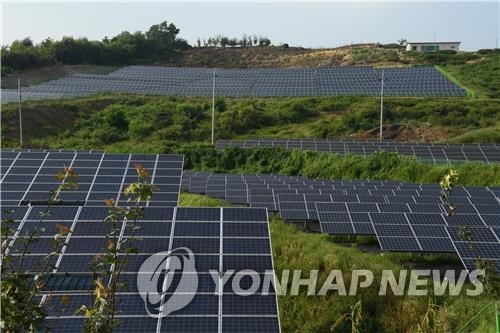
left=178, top=192, right=230, bottom=207
left=435, top=65, right=475, bottom=97
left=441, top=54, right=500, bottom=99
left=447, top=126, right=500, bottom=144
left=270, top=216, right=498, bottom=332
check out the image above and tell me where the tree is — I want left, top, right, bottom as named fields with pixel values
left=145, top=21, right=180, bottom=53
left=258, top=37, right=271, bottom=46
left=220, top=36, right=229, bottom=47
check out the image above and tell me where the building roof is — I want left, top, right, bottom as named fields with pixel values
left=406, top=41, right=461, bottom=45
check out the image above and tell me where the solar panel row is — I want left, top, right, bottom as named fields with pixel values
left=1, top=65, right=465, bottom=103
left=1, top=151, right=184, bottom=207
left=216, top=139, right=500, bottom=163
left=181, top=171, right=500, bottom=274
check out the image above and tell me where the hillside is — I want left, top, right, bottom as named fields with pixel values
left=2, top=95, right=499, bottom=150
left=3, top=46, right=499, bottom=97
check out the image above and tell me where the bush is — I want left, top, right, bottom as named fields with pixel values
left=172, top=146, right=500, bottom=186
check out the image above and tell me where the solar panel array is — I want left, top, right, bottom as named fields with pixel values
left=1, top=151, right=184, bottom=207
left=0, top=150, right=281, bottom=332
left=216, top=139, right=500, bottom=164
left=1, top=65, right=465, bottom=103
left=181, top=171, right=500, bottom=274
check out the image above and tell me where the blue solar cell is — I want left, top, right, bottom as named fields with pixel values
left=223, top=255, right=273, bottom=272
left=223, top=223, right=269, bottom=237
left=223, top=238, right=271, bottom=254
left=176, top=207, right=220, bottom=221
left=223, top=294, right=278, bottom=315
left=374, top=224, right=414, bottom=237
left=172, top=238, right=219, bottom=254
left=446, top=226, right=498, bottom=242
left=222, top=315, right=279, bottom=333
left=418, top=237, right=455, bottom=252
left=174, top=222, right=220, bottom=237
left=353, top=223, right=375, bottom=234
left=406, top=213, right=446, bottom=225
left=378, top=236, right=420, bottom=251
left=370, top=213, right=407, bottom=224
left=162, top=317, right=218, bottom=332
left=321, top=223, right=355, bottom=234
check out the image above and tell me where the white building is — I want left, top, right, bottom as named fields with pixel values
left=405, top=41, right=460, bottom=52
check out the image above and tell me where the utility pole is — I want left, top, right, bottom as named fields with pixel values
left=211, top=68, right=216, bottom=145
left=18, top=78, right=23, bottom=147
left=379, top=70, right=384, bottom=141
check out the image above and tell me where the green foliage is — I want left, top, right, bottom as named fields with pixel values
left=1, top=94, right=498, bottom=150
left=173, top=147, right=499, bottom=186
left=202, top=34, right=271, bottom=47
left=316, top=97, right=500, bottom=138
left=270, top=217, right=497, bottom=332
left=444, top=55, right=500, bottom=98
left=1, top=21, right=189, bottom=72
left=79, top=164, right=155, bottom=332
left=407, top=50, right=481, bottom=66
left=179, top=192, right=230, bottom=207
left=1, top=168, right=78, bottom=332
left=448, top=126, right=500, bottom=144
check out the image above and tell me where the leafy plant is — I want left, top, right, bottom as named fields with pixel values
left=439, top=170, right=499, bottom=296
left=330, top=300, right=363, bottom=332
left=78, top=164, right=155, bottom=332
left=1, top=167, right=78, bottom=332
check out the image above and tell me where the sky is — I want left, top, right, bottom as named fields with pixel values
left=2, top=1, right=499, bottom=51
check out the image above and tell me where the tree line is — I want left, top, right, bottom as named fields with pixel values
left=1, top=21, right=271, bottom=74
left=196, top=34, right=271, bottom=47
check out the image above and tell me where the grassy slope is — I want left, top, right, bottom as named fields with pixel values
left=442, top=55, right=500, bottom=99
left=3, top=46, right=498, bottom=97
left=179, top=192, right=497, bottom=332
left=1, top=65, right=119, bottom=89
left=2, top=95, right=499, bottom=149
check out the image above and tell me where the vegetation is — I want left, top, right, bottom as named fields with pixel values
left=196, top=34, right=271, bottom=47
left=175, top=147, right=500, bottom=186
left=1, top=168, right=78, bottom=331
left=442, top=54, right=500, bottom=98
left=2, top=95, right=499, bottom=149
left=1, top=21, right=190, bottom=74
left=271, top=216, right=497, bottom=333
left=179, top=192, right=230, bottom=207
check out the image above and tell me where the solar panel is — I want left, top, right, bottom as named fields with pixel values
left=1, top=151, right=183, bottom=208
left=2, top=151, right=283, bottom=331
left=6, top=205, right=280, bottom=331
left=216, top=139, right=499, bottom=164
left=1, top=65, right=466, bottom=104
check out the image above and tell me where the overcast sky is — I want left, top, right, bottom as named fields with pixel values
left=2, top=1, right=499, bottom=51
